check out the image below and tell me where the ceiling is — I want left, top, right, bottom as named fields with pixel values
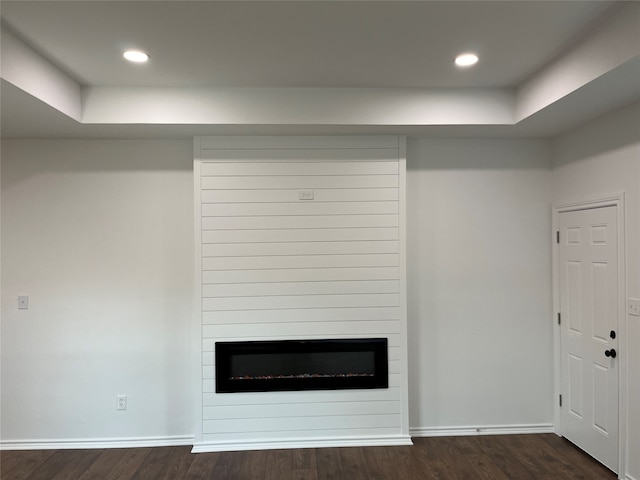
left=0, top=1, right=611, bottom=89
left=1, top=0, right=638, bottom=139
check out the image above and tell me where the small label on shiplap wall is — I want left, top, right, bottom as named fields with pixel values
left=298, top=190, right=314, bottom=200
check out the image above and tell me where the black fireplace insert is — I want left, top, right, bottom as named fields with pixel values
left=215, top=338, right=388, bottom=393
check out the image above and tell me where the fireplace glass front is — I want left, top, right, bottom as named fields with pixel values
left=215, top=338, right=388, bottom=393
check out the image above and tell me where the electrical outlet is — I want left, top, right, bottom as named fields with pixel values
left=116, top=395, right=127, bottom=411
left=629, top=298, right=640, bottom=317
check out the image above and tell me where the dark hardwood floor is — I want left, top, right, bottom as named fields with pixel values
left=1, top=434, right=616, bottom=480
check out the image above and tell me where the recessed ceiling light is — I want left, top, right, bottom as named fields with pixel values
left=455, top=53, right=479, bottom=67
left=123, top=50, right=149, bottom=63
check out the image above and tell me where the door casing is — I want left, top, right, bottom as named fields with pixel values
left=552, top=193, right=627, bottom=477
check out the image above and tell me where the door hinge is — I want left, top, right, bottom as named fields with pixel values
left=556, top=231, right=560, bottom=244
left=559, top=394, right=562, bottom=407
left=557, top=313, right=561, bottom=325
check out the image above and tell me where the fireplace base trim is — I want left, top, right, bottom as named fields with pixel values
left=191, top=434, right=412, bottom=453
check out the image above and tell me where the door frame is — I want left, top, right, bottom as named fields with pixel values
left=552, top=192, right=626, bottom=477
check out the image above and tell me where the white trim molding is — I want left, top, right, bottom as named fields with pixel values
left=0, top=435, right=195, bottom=451
left=410, top=424, right=555, bottom=438
left=192, top=434, right=412, bottom=453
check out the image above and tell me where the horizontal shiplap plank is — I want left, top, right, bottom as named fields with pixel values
left=207, top=373, right=402, bottom=389
left=203, top=266, right=398, bottom=284
left=203, top=414, right=401, bottom=434
left=204, top=320, right=398, bottom=337
left=199, top=136, right=399, bottom=151
left=203, top=227, right=398, bottom=244
left=202, top=241, right=398, bottom=257
left=203, top=351, right=214, bottom=366
left=202, top=334, right=400, bottom=348
left=201, top=426, right=402, bottom=443
left=203, top=294, right=399, bottom=312
left=203, top=387, right=401, bottom=406
left=203, top=254, right=398, bottom=271
left=202, top=202, right=398, bottom=217
left=202, top=306, right=400, bottom=324
left=202, top=188, right=398, bottom=203
left=388, top=360, right=401, bottom=374
left=202, top=214, right=398, bottom=231
left=203, top=401, right=400, bottom=420
left=201, top=175, right=398, bottom=190
left=204, top=335, right=402, bottom=350
left=201, top=160, right=398, bottom=176
left=203, top=280, right=399, bottom=298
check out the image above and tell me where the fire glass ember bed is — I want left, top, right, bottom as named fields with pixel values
left=215, top=338, right=388, bottom=393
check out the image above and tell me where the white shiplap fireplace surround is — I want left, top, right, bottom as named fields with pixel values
left=193, top=136, right=410, bottom=452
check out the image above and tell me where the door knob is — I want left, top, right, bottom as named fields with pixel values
left=605, top=349, right=617, bottom=358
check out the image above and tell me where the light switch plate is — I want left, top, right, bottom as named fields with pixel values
left=628, top=298, right=640, bottom=317
left=18, top=296, right=29, bottom=310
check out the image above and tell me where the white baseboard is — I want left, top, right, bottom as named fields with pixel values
left=0, top=435, right=195, bottom=451
left=625, top=474, right=638, bottom=480
left=410, top=424, right=555, bottom=437
left=192, top=434, right=413, bottom=453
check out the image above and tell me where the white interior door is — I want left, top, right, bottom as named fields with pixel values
left=559, top=205, right=619, bottom=472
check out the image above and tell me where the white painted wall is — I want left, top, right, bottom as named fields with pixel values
left=516, top=2, right=640, bottom=122
left=551, top=102, right=640, bottom=480
left=0, top=140, right=194, bottom=446
left=1, top=28, right=82, bottom=121
left=9, top=131, right=635, bottom=462
left=82, top=87, right=514, bottom=126
left=406, top=138, right=554, bottom=434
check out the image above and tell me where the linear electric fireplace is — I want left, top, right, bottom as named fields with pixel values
left=215, top=338, right=388, bottom=393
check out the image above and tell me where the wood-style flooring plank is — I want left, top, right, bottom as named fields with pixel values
left=129, top=446, right=182, bottom=480
left=0, top=450, right=55, bottom=480
left=541, top=434, right=616, bottom=480
left=75, top=449, right=122, bottom=480
left=210, top=451, right=245, bottom=480
left=465, top=453, right=511, bottom=480
left=382, top=445, right=426, bottom=480
left=336, top=447, right=370, bottom=480
left=361, top=446, right=396, bottom=480
left=0, top=434, right=618, bottom=480
left=182, top=451, right=219, bottom=480
left=157, top=446, right=195, bottom=480
left=291, top=448, right=318, bottom=480
left=499, top=434, right=555, bottom=476
left=104, top=448, right=152, bottom=480
left=263, top=449, right=293, bottom=480
left=24, top=450, right=102, bottom=480
left=416, top=436, right=478, bottom=480
left=517, top=434, right=596, bottom=480
left=238, top=449, right=270, bottom=480
left=474, top=435, right=537, bottom=480
left=408, top=438, right=454, bottom=480
left=315, top=447, right=344, bottom=480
